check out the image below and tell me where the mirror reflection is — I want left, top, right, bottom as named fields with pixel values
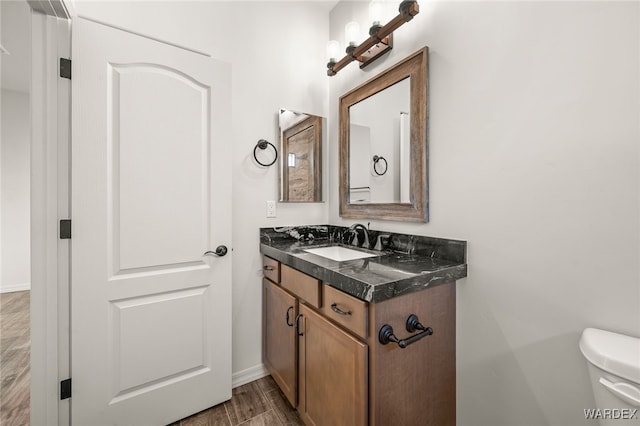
left=349, top=78, right=410, bottom=204
left=279, top=109, right=323, bottom=202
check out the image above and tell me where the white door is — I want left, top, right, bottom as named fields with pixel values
left=71, top=18, right=232, bottom=425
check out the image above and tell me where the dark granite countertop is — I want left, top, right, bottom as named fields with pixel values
left=260, top=225, right=467, bottom=303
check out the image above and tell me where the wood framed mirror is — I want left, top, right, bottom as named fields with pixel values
left=339, top=47, right=428, bottom=221
left=279, top=109, right=323, bottom=202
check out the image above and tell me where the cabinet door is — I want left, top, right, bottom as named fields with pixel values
left=298, top=304, right=368, bottom=426
left=263, top=278, right=298, bottom=406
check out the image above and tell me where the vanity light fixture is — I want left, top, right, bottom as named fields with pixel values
left=369, top=0, right=384, bottom=34
left=326, top=40, right=340, bottom=68
left=326, top=0, right=419, bottom=76
left=345, top=21, right=361, bottom=56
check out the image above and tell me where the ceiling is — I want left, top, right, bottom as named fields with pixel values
left=2, top=0, right=31, bottom=93
left=0, top=0, right=341, bottom=94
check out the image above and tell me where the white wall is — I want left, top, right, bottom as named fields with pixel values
left=329, top=2, right=639, bottom=425
left=1, top=0, right=31, bottom=93
left=1, top=89, right=31, bottom=293
left=70, top=1, right=330, bottom=379
left=1, top=0, right=32, bottom=293
left=1, top=1, right=3, bottom=290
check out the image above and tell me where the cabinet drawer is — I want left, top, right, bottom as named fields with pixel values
left=321, top=285, right=368, bottom=339
left=262, top=256, right=280, bottom=283
left=281, top=265, right=321, bottom=308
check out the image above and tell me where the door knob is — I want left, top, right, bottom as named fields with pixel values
left=204, top=245, right=228, bottom=257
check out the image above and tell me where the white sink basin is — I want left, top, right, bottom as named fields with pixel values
left=304, top=246, right=377, bottom=262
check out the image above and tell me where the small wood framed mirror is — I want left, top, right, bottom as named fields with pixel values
left=339, top=47, right=428, bottom=221
left=279, top=109, right=323, bottom=202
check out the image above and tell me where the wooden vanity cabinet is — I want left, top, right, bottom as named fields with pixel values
left=367, top=281, right=455, bottom=426
left=263, top=278, right=298, bottom=406
left=281, top=264, right=321, bottom=308
left=321, top=284, right=368, bottom=340
left=263, top=258, right=368, bottom=425
left=297, top=304, right=368, bottom=426
left=262, top=256, right=456, bottom=426
left=262, top=256, right=280, bottom=283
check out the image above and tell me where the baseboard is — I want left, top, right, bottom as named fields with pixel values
left=232, top=363, right=268, bottom=389
left=0, top=282, right=31, bottom=293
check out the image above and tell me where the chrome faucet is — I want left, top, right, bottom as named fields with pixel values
left=348, top=223, right=370, bottom=248
left=374, top=234, right=390, bottom=251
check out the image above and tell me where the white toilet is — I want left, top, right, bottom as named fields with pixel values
left=580, top=328, right=640, bottom=426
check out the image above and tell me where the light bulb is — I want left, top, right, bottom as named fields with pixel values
left=345, top=21, right=361, bottom=47
left=369, top=0, right=383, bottom=26
left=326, top=40, right=340, bottom=62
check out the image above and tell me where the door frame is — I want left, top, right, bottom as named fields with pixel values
left=29, top=1, right=72, bottom=424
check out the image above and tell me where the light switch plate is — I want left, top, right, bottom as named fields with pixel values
left=266, top=200, right=276, bottom=218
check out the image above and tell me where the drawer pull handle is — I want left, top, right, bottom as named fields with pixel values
left=263, top=265, right=274, bottom=271
left=285, top=306, right=294, bottom=327
left=330, top=303, right=352, bottom=316
left=378, top=314, right=433, bottom=349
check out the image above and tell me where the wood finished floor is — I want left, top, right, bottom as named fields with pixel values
left=173, top=376, right=303, bottom=426
left=0, top=291, right=301, bottom=426
left=0, top=290, right=30, bottom=426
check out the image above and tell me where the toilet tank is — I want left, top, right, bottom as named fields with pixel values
left=579, top=328, right=640, bottom=426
